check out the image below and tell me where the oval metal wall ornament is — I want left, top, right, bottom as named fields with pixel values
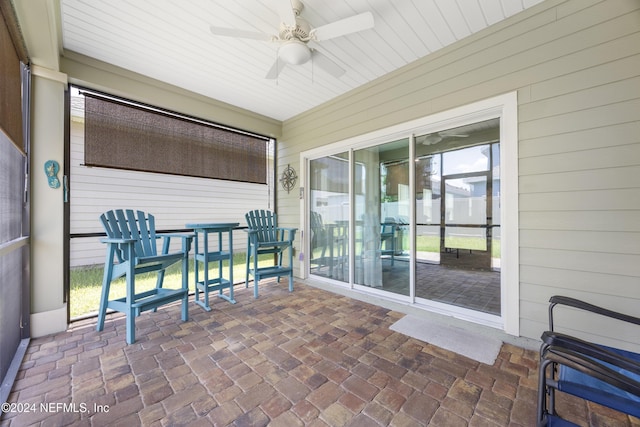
left=279, top=164, right=297, bottom=194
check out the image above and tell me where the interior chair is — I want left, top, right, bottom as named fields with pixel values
left=245, top=209, right=297, bottom=298
left=537, top=295, right=640, bottom=426
left=380, top=217, right=397, bottom=266
left=96, top=209, right=193, bottom=344
left=310, top=211, right=328, bottom=269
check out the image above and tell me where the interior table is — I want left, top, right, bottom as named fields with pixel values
left=186, top=222, right=239, bottom=311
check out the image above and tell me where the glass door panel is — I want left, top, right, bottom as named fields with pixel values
left=414, top=118, right=501, bottom=315
left=416, top=155, right=441, bottom=263
left=354, top=139, right=410, bottom=296
left=442, top=173, right=491, bottom=270
left=309, top=153, right=350, bottom=282
left=491, top=143, right=501, bottom=269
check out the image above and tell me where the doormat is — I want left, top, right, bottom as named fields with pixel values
left=390, top=315, right=502, bottom=365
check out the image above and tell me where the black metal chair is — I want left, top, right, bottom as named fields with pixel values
left=537, top=296, right=640, bottom=426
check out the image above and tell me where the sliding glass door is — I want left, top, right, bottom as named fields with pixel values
left=305, top=110, right=510, bottom=325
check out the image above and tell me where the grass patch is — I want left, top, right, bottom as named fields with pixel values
left=70, top=252, right=273, bottom=319
left=416, top=235, right=501, bottom=257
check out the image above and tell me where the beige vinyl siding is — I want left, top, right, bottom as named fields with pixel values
left=278, top=0, right=640, bottom=348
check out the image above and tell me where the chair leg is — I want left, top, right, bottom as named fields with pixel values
left=253, top=248, right=260, bottom=299
left=537, top=357, right=558, bottom=426
left=288, top=245, right=294, bottom=293
left=156, top=269, right=166, bottom=289
left=97, top=274, right=111, bottom=332
left=277, top=249, right=283, bottom=283
left=245, top=239, right=251, bottom=289
left=97, top=246, right=116, bottom=332
left=391, top=237, right=395, bottom=266
left=150, top=269, right=166, bottom=313
left=181, top=253, right=189, bottom=322
left=125, top=275, right=136, bottom=345
left=155, top=236, right=170, bottom=313
left=125, top=244, right=136, bottom=345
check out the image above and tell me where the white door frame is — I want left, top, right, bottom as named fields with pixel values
left=299, top=92, right=519, bottom=336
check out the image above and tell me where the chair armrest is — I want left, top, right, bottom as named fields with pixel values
left=277, top=227, right=297, bottom=241
left=157, top=233, right=194, bottom=254
left=158, top=232, right=194, bottom=241
left=100, top=237, right=136, bottom=244
left=542, top=331, right=640, bottom=375
left=548, top=295, right=640, bottom=331
left=543, top=344, right=640, bottom=397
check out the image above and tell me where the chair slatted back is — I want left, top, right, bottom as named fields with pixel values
left=100, top=209, right=158, bottom=262
left=245, top=209, right=279, bottom=243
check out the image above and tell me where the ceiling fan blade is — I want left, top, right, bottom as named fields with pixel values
left=312, top=11, right=374, bottom=41
left=441, top=133, right=469, bottom=138
left=210, top=25, right=273, bottom=41
left=274, top=0, right=297, bottom=27
left=265, top=59, right=285, bottom=79
left=311, top=50, right=345, bottom=78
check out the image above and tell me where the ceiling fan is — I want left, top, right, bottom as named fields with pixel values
left=209, top=0, right=374, bottom=79
left=421, top=132, right=469, bottom=145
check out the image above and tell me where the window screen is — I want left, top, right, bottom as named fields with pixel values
left=84, top=93, right=269, bottom=184
left=0, top=0, right=26, bottom=147
left=0, top=0, right=30, bottom=404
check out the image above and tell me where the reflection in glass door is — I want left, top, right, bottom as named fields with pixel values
left=414, top=118, right=501, bottom=315
left=309, top=153, right=350, bottom=282
left=354, top=139, right=410, bottom=296
left=441, top=145, right=492, bottom=271
left=416, top=155, right=441, bottom=264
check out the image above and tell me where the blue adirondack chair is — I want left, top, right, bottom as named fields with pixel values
left=537, top=296, right=640, bottom=426
left=96, top=209, right=193, bottom=344
left=245, top=209, right=297, bottom=298
left=380, top=217, right=398, bottom=266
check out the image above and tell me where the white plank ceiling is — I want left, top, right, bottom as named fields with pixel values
left=60, top=0, right=544, bottom=121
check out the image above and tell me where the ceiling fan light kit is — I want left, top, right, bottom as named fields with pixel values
left=209, top=0, right=374, bottom=79
left=279, top=39, right=311, bottom=65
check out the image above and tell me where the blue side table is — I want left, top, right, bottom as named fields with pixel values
left=186, top=222, right=239, bottom=311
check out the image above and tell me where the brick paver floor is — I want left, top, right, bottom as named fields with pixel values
left=1, top=281, right=637, bottom=426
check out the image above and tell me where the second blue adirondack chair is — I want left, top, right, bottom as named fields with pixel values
left=244, top=209, right=297, bottom=298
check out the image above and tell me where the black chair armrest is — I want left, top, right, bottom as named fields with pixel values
left=543, top=344, right=640, bottom=397
left=548, top=295, right=640, bottom=331
left=542, top=331, right=640, bottom=375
